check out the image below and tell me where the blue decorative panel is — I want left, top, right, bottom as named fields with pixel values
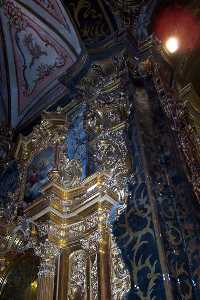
left=112, top=98, right=167, bottom=300
left=66, top=104, right=87, bottom=180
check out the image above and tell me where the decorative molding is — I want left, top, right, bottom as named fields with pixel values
left=0, top=0, right=84, bottom=127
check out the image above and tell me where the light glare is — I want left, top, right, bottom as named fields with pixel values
left=165, top=37, right=179, bottom=53
left=31, top=280, right=38, bottom=289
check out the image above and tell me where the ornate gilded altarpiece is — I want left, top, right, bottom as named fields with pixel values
left=0, top=108, right=131, bottom=300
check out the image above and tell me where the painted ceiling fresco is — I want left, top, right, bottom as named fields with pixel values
left=0, top=0, right=83, bottom=128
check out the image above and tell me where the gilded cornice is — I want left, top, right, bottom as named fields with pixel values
left=24, top=171, right=118, bottom=222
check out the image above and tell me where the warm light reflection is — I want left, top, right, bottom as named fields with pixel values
left=31, top=280, right=38, bottom=289
left=153, top=5, right=200, bottom=52
left=165, top=37, right=179, bottom=53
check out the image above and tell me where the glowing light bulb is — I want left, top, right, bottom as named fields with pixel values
left=165, top=37, right=179, bottom=53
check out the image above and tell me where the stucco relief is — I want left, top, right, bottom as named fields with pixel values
left=5, top=1, right=73, bottom=111
left=34, top=0, right=69, bottom=27
left=0, top=0, right=83, bottom=126
left=16, top=26, right=68, bottom=98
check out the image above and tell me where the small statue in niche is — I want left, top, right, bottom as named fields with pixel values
left=57, top=148, right=82, bottom=188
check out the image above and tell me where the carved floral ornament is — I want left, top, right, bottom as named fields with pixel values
left=78, top=54, right=133, bottom=207
left=77, top=56, right=130, bottom=136
left=77, top=55, right=129, bottom=99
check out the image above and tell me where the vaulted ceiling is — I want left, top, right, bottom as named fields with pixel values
left=0, top=0, right=83, bottom=128
left=1, top=0, right=200, bottom=131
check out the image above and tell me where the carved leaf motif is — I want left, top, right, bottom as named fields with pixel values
left=90, top=254, right=98, bottom=300
left=68, top=250, right=87, bottom=300
left=111, top=237, right=131, bottom=299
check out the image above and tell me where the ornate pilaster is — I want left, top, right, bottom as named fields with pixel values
left=110, top=237, right=131, bottom=300
left=77, top=54, right=132, bottom=207
left=67, top=249, right=88, bottom=299
left=35, top=240, right=60, bottom=300
left=80, top=207, right=111, bottom=300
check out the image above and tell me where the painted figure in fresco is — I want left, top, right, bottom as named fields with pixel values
left=24, top=147, right=55, bottom=202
